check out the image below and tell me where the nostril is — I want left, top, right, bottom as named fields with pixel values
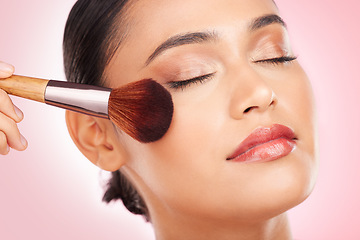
left=244, top=106, right=256, bottom=113
left=244, top=99, right=276, bottom=113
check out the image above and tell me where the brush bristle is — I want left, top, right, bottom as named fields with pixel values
left=108, top=79, right=173, bottom=143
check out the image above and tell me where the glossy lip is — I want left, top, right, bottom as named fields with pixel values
left=227, top=124, right=297, bottom=163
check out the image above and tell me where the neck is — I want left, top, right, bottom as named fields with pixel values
left=151, top=212, right=292, bottom=240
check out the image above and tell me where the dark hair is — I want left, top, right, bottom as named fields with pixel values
left=63, top=0, right=149, bottom=221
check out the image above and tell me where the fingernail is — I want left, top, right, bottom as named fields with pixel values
left=0, top=62, right=14, bottom=74
left=6, top=144, right=10, bottom=153
left=14, top=106, right=24, bottom=120
left=20, top=134, right=28, bottom=148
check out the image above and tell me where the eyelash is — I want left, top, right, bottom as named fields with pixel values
left=167, top=72, right=216, bottom=90
left=253, top=55, right=298, bottom=65
left=167, top=56, right=297, bottom=90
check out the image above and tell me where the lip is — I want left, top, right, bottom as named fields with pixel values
left=227, top=124, right=297, bottom=163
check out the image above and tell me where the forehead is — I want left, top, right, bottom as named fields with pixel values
left=126, top=0, right=277, bottom=34
left=106, top=0, right=278, bottom=85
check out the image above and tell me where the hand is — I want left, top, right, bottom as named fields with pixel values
left=0, top=61, right=27, bottom=155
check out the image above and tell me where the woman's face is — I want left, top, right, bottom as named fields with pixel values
left=105, top=0, right=318, bottom=222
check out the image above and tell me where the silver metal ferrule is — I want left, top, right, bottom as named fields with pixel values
left=44, top=80, right=111, bottom=118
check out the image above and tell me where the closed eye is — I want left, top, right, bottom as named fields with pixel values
left=253, top=55, right=297, bottom=65
left=167, top=72, right=216, bottom=90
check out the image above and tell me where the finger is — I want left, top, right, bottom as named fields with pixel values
left=0, top=62, right=15, bottom=78
left=0, top=89, right=23, bottom=123
left=0, top=131, right=10, bottom=155
left=0, top=113, right=27, bottom=151
left=13, top=105, right=24, bottom=122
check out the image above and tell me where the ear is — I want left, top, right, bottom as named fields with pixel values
left=65, top=110, right=128, bottom=171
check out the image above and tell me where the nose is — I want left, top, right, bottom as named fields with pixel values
left=229, top=71, right=276, bottom=119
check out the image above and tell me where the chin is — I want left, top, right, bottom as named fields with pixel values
left=225, top=151, right=318, bottom=223
left=254, top=153, right=318, bottom=221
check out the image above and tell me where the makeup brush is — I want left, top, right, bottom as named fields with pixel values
left=0, top=75, right=173, bottom=143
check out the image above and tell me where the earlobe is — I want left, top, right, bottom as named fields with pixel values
left=65, top=110, right=128, bottom=171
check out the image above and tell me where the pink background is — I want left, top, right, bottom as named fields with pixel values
left=0, top=0, right=359, bottom=239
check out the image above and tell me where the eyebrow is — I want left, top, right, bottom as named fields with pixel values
left=145, top=14, right=286, bottom=66
left=145, top=31, right=217, bottom=66
left=250, top=14, right=286, bottom=31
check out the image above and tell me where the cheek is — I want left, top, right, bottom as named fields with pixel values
left=150, top=79, right=228, bottom=167
left=276, top=63, right=317, bottom=149
left=270, top=63, right=319, bottom=190
left=133, top=88, right=229, bottom=211
left=280, top=68, right=315, bottom=124
left=268, top=62, right=316, bottom=139
left=169, top=93, right=226, bottom=157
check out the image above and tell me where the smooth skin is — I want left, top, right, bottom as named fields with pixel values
left=0, top=61, right=27, bottom=155
left=66, top=0, right=318, bottom=239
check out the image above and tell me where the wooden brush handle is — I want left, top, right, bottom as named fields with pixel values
left=0, top=75, right=49, bottom=103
